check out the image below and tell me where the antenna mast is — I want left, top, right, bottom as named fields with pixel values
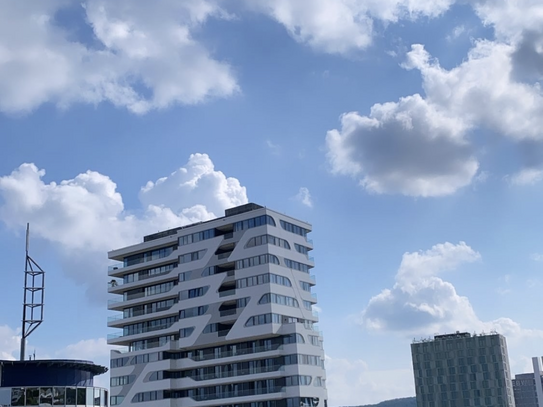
left=20, top=223, right=45, bottom=361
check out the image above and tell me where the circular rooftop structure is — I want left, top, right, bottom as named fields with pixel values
left=0, top=359, right=108, bottom=387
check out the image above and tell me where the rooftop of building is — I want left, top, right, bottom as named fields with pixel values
left=0, top=359, right=107, bottom=376
left=142, top=203, right=264, bottom=243
left=412, top=330, right=501, bottom=343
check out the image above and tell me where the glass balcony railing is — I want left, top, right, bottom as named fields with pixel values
left=190, top=345, right=282, bottom=361
left=108, top=264, right=124, bottom=272
left=108, top=297, right=123, bottom=305
left=310, top=275, right=316, bottom=282
left=219, top=289, right=236, bottom=297
left=107, top=332, right=123, bottom=340
left=191, top=387, right=285, bottom=401
left=108, top=314, right=124, bottom=323
left=190, top=365, right=284, bottom=381
left=219, top=308, right=238, bottom=317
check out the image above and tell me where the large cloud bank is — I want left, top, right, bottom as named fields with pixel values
left=0, top=153, right=248, bottom=302
left=326, top=0, right=543, bottom=196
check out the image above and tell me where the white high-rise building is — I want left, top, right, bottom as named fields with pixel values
left=107, top=203, right=327, bottom=407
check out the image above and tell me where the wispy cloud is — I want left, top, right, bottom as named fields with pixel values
left=294, top=187, right=313, bottom=208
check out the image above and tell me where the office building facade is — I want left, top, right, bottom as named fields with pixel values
left=411, top=332, right=515, bottom=407
left=107, top=203, right=327, bottom=407
left=512, top=357, right=543, bottom=407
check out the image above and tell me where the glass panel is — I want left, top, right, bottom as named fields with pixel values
left=40, top=387, right=53, bottom=406
left=93, top=388, right=100, bottom=406
left=66, top=388, right=77, bottom=406
left=53, top=388, right=65, bottom=405
left=76, top=388, right=86, bottom=406
left=27, top=388, right=40, bottom=406
left=86, top=388, right=94, bottom=406
left=11, top=388, right=25, bottom=406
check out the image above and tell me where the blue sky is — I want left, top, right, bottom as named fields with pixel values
left=1, top=0, right=543, bottom=404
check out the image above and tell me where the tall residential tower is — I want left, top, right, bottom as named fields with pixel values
left=411, top=331, right=515, bottom=407
left=107, top=203, right=327, bottom=407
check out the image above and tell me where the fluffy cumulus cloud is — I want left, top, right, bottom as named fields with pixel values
left=140, top=153, right=247, bottom=218
left=323, top=0, right=543, bottom=193
left=404, top=42, right=543, bottom=142
left=0, top=0, right=237, bottom=114
left=326, top=95, right=478, bottom=197
left=325, top=356, right=414, bottom=405
left=361, top=242, right=543, bottom=339
left=0, top=325, right=20, bottom=360
left=362, top=242, right=481, bottom=333
left=0, top=154, right=248, bottom=302
left=246, top=0, right=454, bottom=55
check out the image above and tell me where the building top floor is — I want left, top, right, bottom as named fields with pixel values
left=108, top=203, right=313, bottom=261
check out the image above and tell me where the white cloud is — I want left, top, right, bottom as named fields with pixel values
left=361, top=242, right=543, bottom=342
left=140, top=153, right=248, bottom=218
left=0, top=154, right=248, bottom=302
left=325, top=356, right=414, bottom=405
left=0, top=1, right=237, bottom=114
left=294, top=187, right=313, bottom=208
left=507, top=168, right=543, bottom=185
left=531, top=253, right=543, bottom=262
left=0, top=325, right=21, bottom=360
left=362, top=242, right=482, bottom=333
left=326, top=95, right=478, bottom=197
left=471, top=0, right=543, bottom=43
left=245, top=0, right=453, bottom=55
left=265, top=139, right=281, bottom=156
left=404, top=42, right=543, bottom=142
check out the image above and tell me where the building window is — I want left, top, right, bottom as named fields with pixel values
left=236, top=273, right=291, bottom=288
left=111, top=375, right=133, bottom=387
left=245, top=313, right=282, bottom=327
left=284, top=259, right=312, bottom=273
left=234, top=215, right=276, bottom=231
left=259, top=293, right=299, bottom=308
left=179, top=229, right=216, bottom=246
left=179, top=286, right=209, bottom=300
left=235, top=254, right=280, bottom=270
left=180, top=305, right=208, bottom=319
left=123, top=246, right=176, bottom=267
left=179, top=250, right=206, bottom=264
left=280, top=220, right=309, bottom=237
left=294, top=243, right=311, bottom=254
left=246, top=234, right=291, bottom=249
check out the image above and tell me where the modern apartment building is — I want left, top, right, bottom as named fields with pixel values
left=107, top=203, right=327, bottom=407
left=512, top=357, right=543, bottom=407
left=411, top=331, right=515, bottom=407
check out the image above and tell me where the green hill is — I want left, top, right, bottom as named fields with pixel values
left=346, top=397, right=416, bottom=407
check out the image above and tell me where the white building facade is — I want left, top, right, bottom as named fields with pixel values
left=107, top=203, right=327, bottom=407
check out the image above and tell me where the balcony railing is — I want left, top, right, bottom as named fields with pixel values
left=190, top=345, right=282, bottom=361
left=191, top=387, right=284, bottom=401
left=219, top=309, right=237, bottom=317
left=217, top=252, right=232, bottom=260
left=224, top=232, right=234, bottom=240
left=108, top=314, right=124, bottom=323
left=219, top=289, right=236, bottom=297
left=189, top=365, right=284, bottom=381
left=107, top=332, right=123, bottom=340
